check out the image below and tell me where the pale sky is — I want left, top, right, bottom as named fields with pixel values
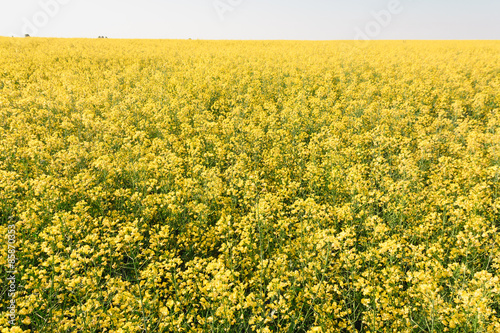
left=0, top=0, right=499, bottom=40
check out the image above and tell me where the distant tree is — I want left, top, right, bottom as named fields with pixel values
left=25, top=34, right=30, bottom=37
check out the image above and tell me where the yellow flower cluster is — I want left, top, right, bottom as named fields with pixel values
left=0, top=38, right=499, bottom=332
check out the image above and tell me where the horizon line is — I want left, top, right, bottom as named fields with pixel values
left=1, top=36, right=499, bottom=42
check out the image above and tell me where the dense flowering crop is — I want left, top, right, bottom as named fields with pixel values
left=0, top=38, right=499, bottom=332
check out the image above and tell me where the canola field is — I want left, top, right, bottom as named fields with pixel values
left=0, top=38, right=499, bottom=333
